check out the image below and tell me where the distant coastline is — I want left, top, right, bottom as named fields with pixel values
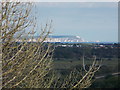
left=45, top=42, right=118, bottom=44
left=14, top=35, right=118, bottom=44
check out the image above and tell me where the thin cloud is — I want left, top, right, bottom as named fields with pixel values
left=35, top=2, right=117, bottom=8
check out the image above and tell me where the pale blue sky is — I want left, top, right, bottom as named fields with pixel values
left=34, top=2, right=118, bottom=42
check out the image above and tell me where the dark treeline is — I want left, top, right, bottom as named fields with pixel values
left=13, top=42, right=119, bottom=59
left=53, top=43, right=119, bottom=59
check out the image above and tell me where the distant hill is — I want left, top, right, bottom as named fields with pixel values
left=45, top=35, right=85, bottom=42
left=14, top=35, right=118, bottom=43
left=15, top=35, right=86, bottom=42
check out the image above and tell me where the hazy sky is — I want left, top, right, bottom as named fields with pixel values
left=34, top=2, right=118, bottom=42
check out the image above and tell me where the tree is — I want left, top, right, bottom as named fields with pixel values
left=0, top=1, right=101, bottom=88
left=1, top=1, right=54, bottom=88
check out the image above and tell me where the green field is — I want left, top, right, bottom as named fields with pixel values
left=53, top=58, right=118, bottom=70
left=52, top=58, right=119, bottom=88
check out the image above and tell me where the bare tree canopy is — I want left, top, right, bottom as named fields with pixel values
left=1, top=2, right=53, bottom=88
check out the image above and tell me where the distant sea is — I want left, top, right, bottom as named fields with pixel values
left=47, top=42, right=118, bottom=44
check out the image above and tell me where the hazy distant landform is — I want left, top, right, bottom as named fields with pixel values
left=15, top=35, right=117, bottom=43
left=46, top=35, right=85, bottom=43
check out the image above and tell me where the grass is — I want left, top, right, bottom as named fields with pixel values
left=52, top=58, right=119, bottom=88
left=90, top=75, right=120, bottom=88
left=53, top=58, right=118, bottom=70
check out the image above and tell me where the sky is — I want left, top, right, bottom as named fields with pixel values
left=34, top=2, right=118, bottom=42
